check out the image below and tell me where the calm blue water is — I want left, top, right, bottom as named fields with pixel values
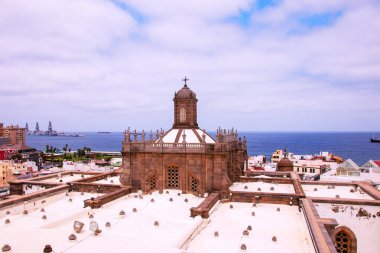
left=26, top=132, right=380, bottom=165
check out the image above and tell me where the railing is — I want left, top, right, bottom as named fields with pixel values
left=124, top=142, right=232, bottom=153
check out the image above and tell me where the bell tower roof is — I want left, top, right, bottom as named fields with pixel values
left=175, top=77, right=197, bottom=99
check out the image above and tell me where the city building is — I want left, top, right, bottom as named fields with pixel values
left=0, top=124, right=25, bottom=146
left=270, top=150, right=341, bottom=175
left=0, top=160, right=38, bottom=187
left=271, top=149, right=284, bottom=163
left=320, top=159, right=380, bottom=184
left=336, top=159, right=360, bottom=176
left=0, top=122, right=42, bottom=167
left=120, top=81, right=248, bottom=194
left=361, top=160, right=380, bottom=173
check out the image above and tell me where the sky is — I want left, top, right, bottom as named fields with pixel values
left=0, top=0, right=379, bottom=132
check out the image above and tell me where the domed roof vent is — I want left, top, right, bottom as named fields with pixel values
left=277, top=157, right=293, bottom=171
left=277, top=150, right=293, bottom=172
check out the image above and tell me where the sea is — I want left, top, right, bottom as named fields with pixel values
left=26, top=132, right=380, bottom=166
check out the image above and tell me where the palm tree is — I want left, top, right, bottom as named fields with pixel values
left=63, top=144, right=69, bottom=154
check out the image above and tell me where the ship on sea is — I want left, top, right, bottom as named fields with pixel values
left=370, top=133, right=380, bottom=143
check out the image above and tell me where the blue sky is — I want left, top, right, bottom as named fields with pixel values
left=0, top=0, right=379, bottom=132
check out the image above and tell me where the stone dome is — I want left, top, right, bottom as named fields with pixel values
left=277, top=157, right=293, bottom=172
left=175, top=84, right=196, bottom=99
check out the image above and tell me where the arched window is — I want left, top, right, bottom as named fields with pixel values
left=333, top=226, right=357, bottom=253
left=180, top=107, right=186, bottom=122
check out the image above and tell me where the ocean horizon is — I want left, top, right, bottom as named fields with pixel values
left=26, top=131, right=380, bottom=165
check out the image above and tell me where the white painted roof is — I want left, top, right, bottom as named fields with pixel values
left=188, top=202, right=316, bottom=253
left=302, top=184, right=373, bottom=199
left=229, top=182, right=295, bottom=194
left=0, top=190, right=204, bottom=253
left=158, top=128, right=215, bottom=144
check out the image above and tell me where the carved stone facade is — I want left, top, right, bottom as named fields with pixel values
left=120, top=82, right=247, bottom=194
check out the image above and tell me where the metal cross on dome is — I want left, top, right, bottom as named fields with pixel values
left=182, top=76, right=189, bottom=86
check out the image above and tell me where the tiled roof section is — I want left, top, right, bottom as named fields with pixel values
left=175, top=84, right=196, bottom=99
left=374, top=160, right=380, bottom=167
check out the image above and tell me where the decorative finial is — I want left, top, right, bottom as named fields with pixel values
left=182, top=76, right=189, bottom=87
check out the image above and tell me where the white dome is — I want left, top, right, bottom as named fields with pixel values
left=157, top=128, right=215, bottom=144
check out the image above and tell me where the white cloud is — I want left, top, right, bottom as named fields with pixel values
left=0, top=0, right=379, bottom=131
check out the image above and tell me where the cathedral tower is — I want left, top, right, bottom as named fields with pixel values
left=173, top=77, right=198, bottom=129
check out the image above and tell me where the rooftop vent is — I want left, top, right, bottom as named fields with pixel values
left=89, top=221, right=102, bottom=235
left=69, top=234, right=76, bottom=241
left=1, top=244, right=11, bottom=252
left=73, top=221, right=84, bottom=233
left=43, top=245, right=53, bottom=253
